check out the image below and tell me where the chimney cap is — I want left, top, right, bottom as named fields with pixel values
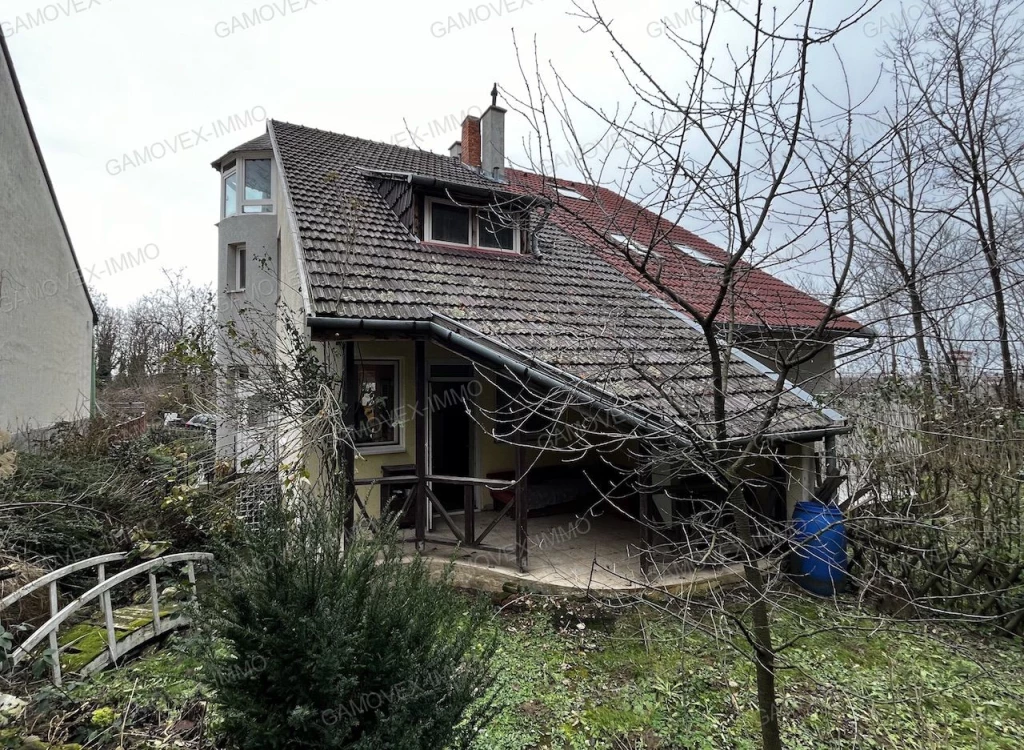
left=491, top=82, right=498, bottom=107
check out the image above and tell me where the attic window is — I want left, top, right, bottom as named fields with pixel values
left=424, top=197, right=521, bottom=253
left=674, top=243, right=723, bottom=266
left=609, top=233, right=649, bottom=253
left=553, top=184, right=589, bottom=201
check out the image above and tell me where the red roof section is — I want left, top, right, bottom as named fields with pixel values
left=505, top=169, right=864, bottom=334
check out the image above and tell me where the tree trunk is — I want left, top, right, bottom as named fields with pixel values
left=727, top=482, right=782, bottom=750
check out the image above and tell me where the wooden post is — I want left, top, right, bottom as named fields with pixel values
left=98, top=564, right=118, bottom=665
left=149, top=572, right=162, bottom=636
left=48, top=581, right=61, bottom=687
left=186, top=561, right=197, bottom=600
left=343, top=341, right=358, bottom=536
left=414, top=340, right=427, bottom=550
left=515, top=445, right=528, bottom=572
left=639, top=483, right=654, bottom=577
left=464, top=484, right=475, bottom=545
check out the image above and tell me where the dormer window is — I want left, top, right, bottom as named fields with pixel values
left=429, top=201, right=471, bottom=245
left=223, top=157, right=274, bottom=218
left=478, top=210, right=516, bottom=251
left=424, top=197, right=522, bottom=253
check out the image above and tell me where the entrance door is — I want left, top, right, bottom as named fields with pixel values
left=429, top=381, right=473, bottom=514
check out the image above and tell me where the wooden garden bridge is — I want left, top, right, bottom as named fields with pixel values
left=1, top=551, right=213, bottom=686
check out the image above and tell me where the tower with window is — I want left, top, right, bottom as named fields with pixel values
left=211, top=138, right=280, bottom=473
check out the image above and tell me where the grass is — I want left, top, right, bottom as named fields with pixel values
left=6, top=593, right=1024, bottom=749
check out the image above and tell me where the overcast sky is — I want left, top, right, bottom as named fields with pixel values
left=3, top=0, right=915, bottom=307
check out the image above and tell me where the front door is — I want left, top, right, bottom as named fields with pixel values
left=429, top=381, right=473, bottom=514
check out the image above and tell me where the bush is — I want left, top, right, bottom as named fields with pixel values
left=198, top=495, right=497, bottom=750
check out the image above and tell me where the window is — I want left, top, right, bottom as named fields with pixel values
left=429, top=201, right=471, bottom=245
left=553, top=184, right=590, bottom=201
left=229, top=243, right=246, bottom=291
left=355, top=361, right=401, bottom=448
left=609, top=233, right=649, bottom=253
left=478, top=210, right=516, bottom=251
left=242, top=158, right=273, bottom=213
left=223, top=169, right=238, bottom=217
left=673, top=243, right=723, bottom=266
left=223, top=158, right=274, bottom=217
left=424, top=197, right=522, bottom=253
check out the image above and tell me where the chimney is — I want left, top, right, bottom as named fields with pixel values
left=449, top=140, right=462, bottom=160
left=480, top=83, right=506, bottom=180
left=461, top=116, right=481, bottom=168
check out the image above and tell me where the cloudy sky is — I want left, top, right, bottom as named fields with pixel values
left=3, top=0, right=915, bottom=306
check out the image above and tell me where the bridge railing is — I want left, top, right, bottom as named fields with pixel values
left=1, top=552, right=213, bottom=686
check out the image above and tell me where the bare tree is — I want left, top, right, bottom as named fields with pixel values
left=889, top=0, right=1024, bottom=406
left=500, top=3, right=890, bottom=747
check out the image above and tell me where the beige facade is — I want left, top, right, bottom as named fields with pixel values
left=0, top=37, right=95, bottom=435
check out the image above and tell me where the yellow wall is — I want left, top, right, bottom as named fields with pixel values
left=344, top=339, right=613, bottom=518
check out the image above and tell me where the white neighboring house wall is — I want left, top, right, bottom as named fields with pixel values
left=0, top=36, right=95, bottom=436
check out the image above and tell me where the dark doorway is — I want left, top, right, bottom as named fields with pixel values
left=429, top=381, right=473, bottom=514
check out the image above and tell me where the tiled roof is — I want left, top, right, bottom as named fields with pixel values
left=267, top=120, right=839, bottom=437
left=211, top=133, right=272, bottom=169
left=505, top=170, right=866, bottom=334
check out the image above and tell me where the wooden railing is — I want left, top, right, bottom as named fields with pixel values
left=1, top=552, right=213, bottom=686
left=353, top=473, right=529, bottom=570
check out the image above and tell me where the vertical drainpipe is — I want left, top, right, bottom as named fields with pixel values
left=90, top=323, right=96, bottom=418
left=824, top=433, right=838, bottom=478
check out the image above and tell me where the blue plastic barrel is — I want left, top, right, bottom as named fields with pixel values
left=791, top=500, right=848, bottom=596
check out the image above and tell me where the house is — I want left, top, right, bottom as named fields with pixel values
left=210, top=94, right=856, bottom=584
left=0, top=35, right=96, bottom=436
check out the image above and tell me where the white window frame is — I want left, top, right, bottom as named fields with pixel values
left=354, top=358, right=406, bottom=455
left=222, top=166, right=238, bottom=218
left=673, top=242, right=723, bottom=266
left=229, top=243, right=246, bottom=292
left=424, top=197, right=521, bottom=253
left=476, top=208, right=522, bottom=253
left=240, top=157, right=274, bottom=214
left=222, top=155, right=275, bottom=218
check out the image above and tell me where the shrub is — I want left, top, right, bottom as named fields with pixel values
left=198, top=495, right=497, bottom=750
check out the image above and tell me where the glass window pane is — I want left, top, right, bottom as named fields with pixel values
left=430, top=202, right=470, bottom=245
left=479, top=211, right=516, bottom=251
left=224, top=171, right=237, bottom=217
left=244, top=159, right=272, bottom=201
left=242, top=204, right=273, bottom=213
left=355, top=363, right=398, bottom=445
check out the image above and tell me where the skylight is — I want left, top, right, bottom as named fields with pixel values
left=554, top=185, right=589, bottom=201
left=608, top=233, right=646, bottom=252
left=609, top=233, right=661, bottom=258
left=673, top=243, right=723, bottom=266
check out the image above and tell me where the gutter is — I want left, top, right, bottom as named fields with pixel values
left=305, top=314, right=849, bottom=444
left=363, top=169, right=551, bottom=210
left=647, top=296, right=849, bottom=427
left=306, top=315, right=661, bottom=435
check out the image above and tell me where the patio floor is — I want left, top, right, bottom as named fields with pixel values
left=405, top=506, right=750, bottom=596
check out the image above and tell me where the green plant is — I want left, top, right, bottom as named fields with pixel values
left=197, top=495, right=498, bottom=749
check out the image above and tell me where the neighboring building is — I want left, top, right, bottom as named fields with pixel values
left=211, top=95, right=858, bottom=577
left=0, top=35, right=96, bottom=435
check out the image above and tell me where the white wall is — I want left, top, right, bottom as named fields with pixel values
left=0, top=42, right=94, bottom=434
